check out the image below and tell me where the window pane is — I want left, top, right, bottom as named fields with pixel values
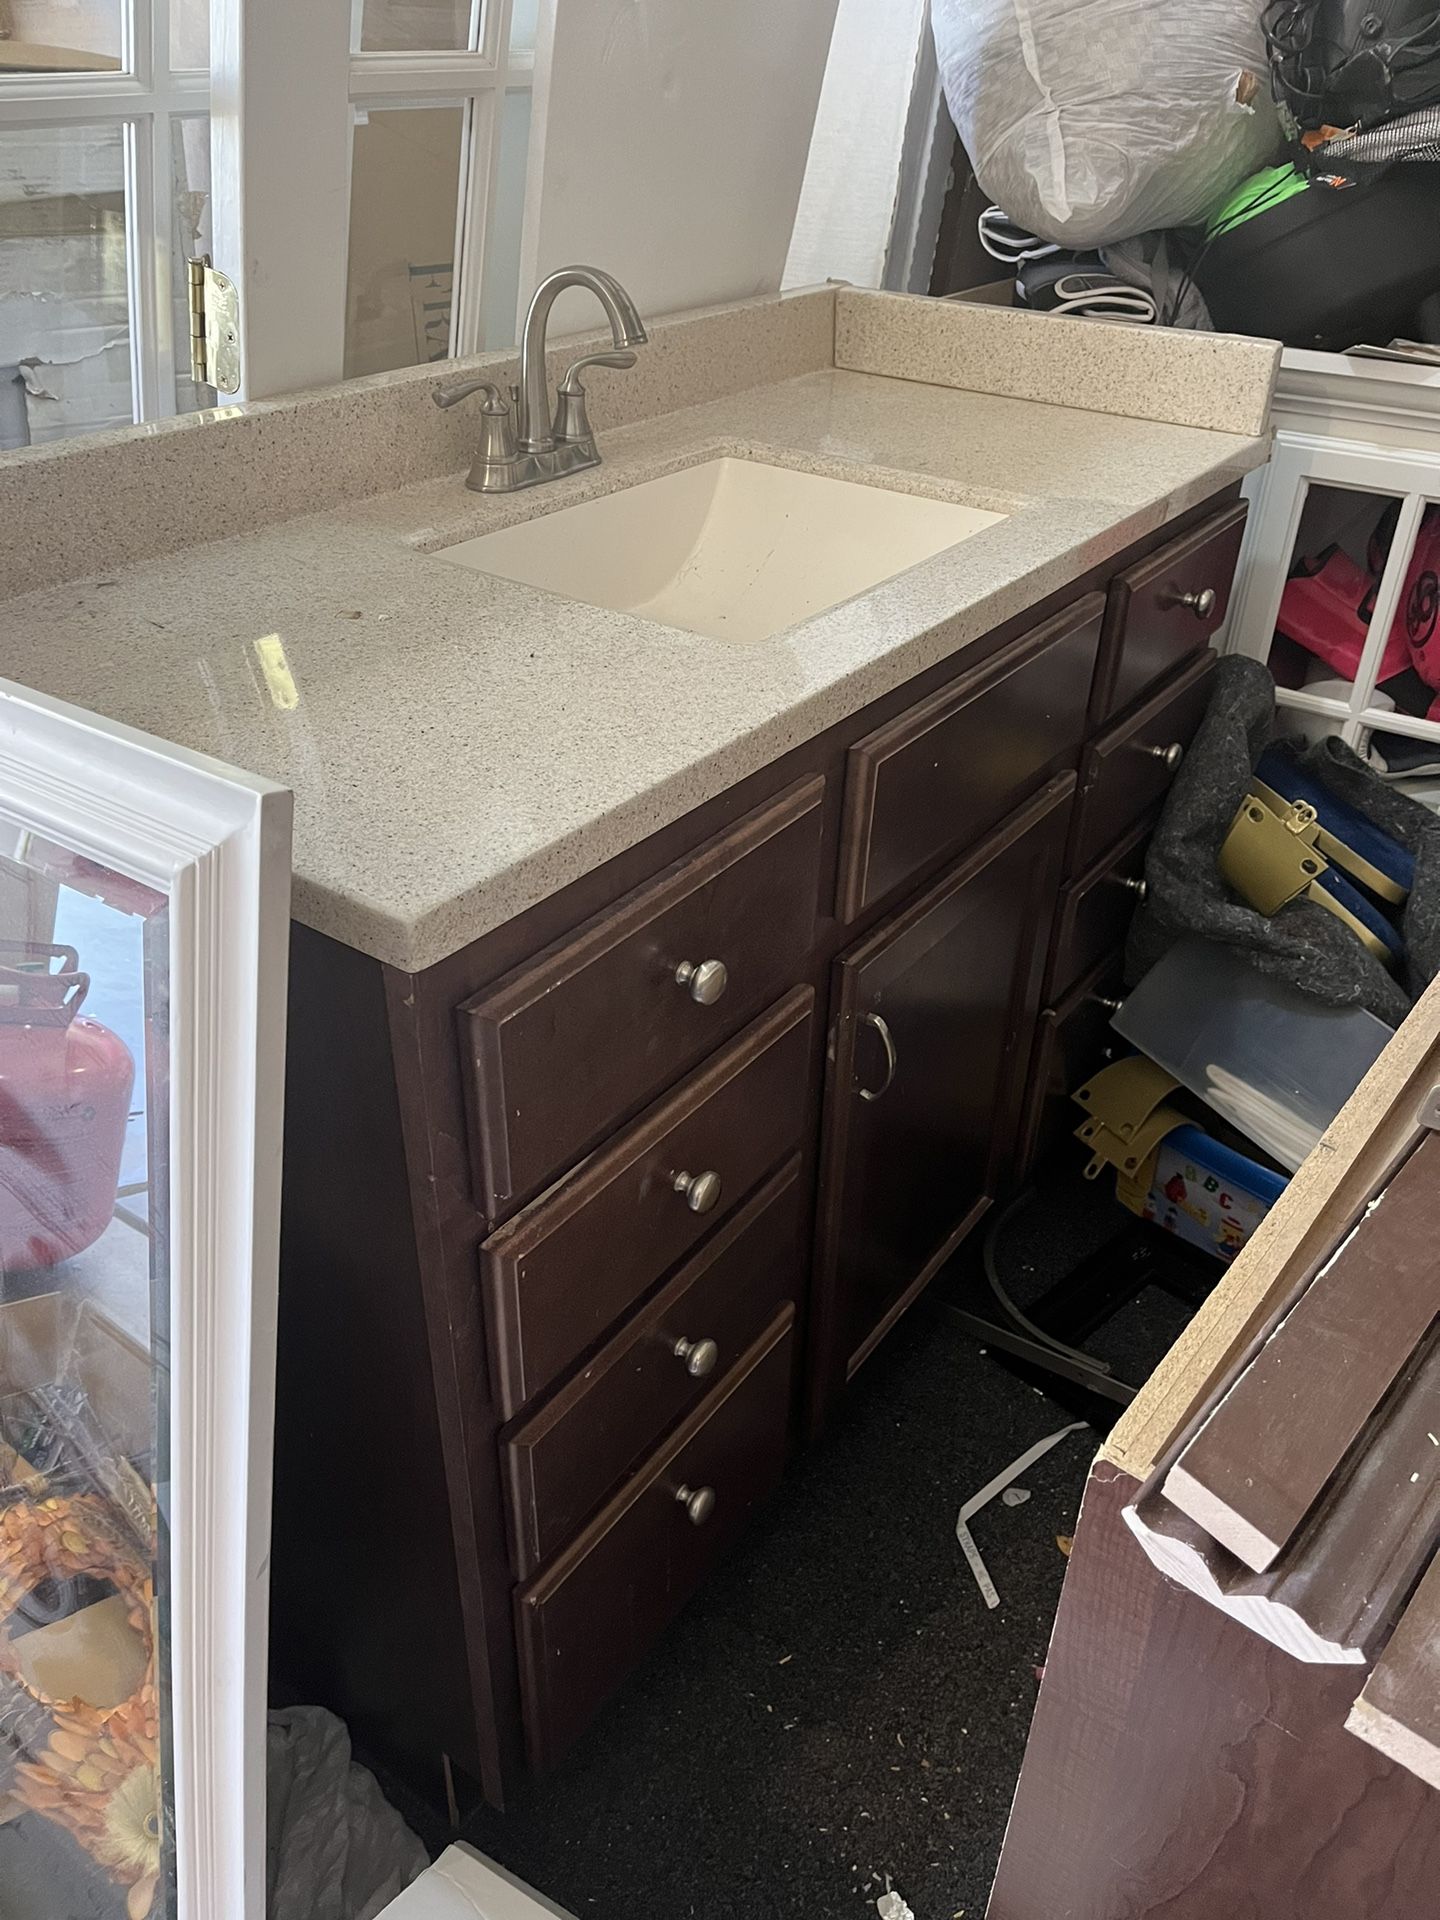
left=356, top=0, right=471, bottom=53
left=0, top=838, right=174, bottom=1920
left=345, top=105, right=463, bottom=379
left=170, top=0, right=208, bottom=71
left=479, top=89, right=531, bottom=350
left=170, top=117, right=213, bottom=415
left=0, top=126, right=132, bottom=453
left=509, top=0, right=538, bottom=57
left=0, top=0, right=122, bottom=73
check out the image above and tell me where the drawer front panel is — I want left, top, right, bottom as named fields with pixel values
left=836, top=595, right=1104, bottom=922
left=481, top=987, right=813, bottom=1419
left=502, top=1156, right=805, bottom=1579
left=463, top=777, right=824, bottom=1219
left=1046, top=811, right=1155, bottom=1005
left=1071, top=651, right=1215, bottom=873
left=515, top=1308, right=795, bottom=1772
left=1095, top=501, right=1247, bottom=723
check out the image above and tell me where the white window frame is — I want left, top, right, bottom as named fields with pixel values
left=0, top=677, right=291, bottom=1920
left=0, top=0, right=210, bottom=426
left=211, top=0, right=534, bottom=400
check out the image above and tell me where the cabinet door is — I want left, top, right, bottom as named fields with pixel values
left=817, top=776, right=1074, bottom=1385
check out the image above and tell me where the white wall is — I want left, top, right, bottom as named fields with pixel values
left=784, top=0, right=929, bottom=291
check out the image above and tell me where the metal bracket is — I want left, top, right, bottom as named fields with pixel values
left=187, top=255, right=241, bottom=395
left=1072, top=1055, right=1186, bottom=1202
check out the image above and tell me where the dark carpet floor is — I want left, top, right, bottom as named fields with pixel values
left=391, top=1174, right=1196, bottom=1920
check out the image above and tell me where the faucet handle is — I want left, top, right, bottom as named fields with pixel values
left=432, top=376, right=510, bottom=413
left=554, top=350, right=638, bottom=445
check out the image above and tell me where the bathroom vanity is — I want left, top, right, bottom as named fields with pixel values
left=0, top=283, right=1278, bottom=1812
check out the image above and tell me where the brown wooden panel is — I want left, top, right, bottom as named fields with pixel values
left=1044, top=810, right=1155, bottom=1005
left=989, top=1462, right=1440, bottom=1920
left=501, top=1155, right=804, bottom=1578
left=1166, top=1130, right=1440, bottom=1573
left=835, top=594, right=1103, bottom=922
left=462, top=777, right=824, bottom=1220
left=1093, top=500, right=1248, bottom=724
left=481, top=988, right=813, bottom=1419
left=1013, top=947, right=1127, bottom=1182
left=817, top=776, right=1073, bottom=1387
left=515, top=1307, right=795, bottom=1772
left=1070, top=649, right=1215, bottom=872
left=1348, top=1548, right=1440, bottom=1791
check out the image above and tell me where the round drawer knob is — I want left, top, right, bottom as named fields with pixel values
left=1144, top=741, right=1185, bottom=771
left=1177, top=586, right=1217, bottom=619
left=674, top=958, right=729, bottom=1006
left=1114, top=874, right=1148, bottom=901
left=674, top=1483, right=716, bottom=1526
left=672, top=1334, right=719, bottom=1378
left=1088, top=992, right=1124, bottom=1014
left=671, top=1168, right=722, bottom=1214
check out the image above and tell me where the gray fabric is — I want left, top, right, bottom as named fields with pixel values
left=1101, top=232, right=1214, bottom=331
left=1125, top=654, right=1420, bottom=1024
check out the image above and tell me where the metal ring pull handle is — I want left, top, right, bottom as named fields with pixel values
left=674, top=958, right=729, bottom=1005
left=674, top=1483, right=716, bottom=1526
left=670, top=1169, right=722, bottom=1214
left=1143, top=741, right=1185, bottom=771
left=856, top=1012, right=898, bottom=1103
left=672, top=1335, right=719, bottom=1378
left=1173, top=585, right=1217, bottom=620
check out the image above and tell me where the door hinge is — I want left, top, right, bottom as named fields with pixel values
left=186, top=254, right=241, bottom=395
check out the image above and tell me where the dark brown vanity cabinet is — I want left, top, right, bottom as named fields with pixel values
left=271, top=490, right=1250, bottom=1810
left=817, top=776, right=1073, bottom=1384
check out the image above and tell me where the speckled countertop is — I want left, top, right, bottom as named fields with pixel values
left=0, top=359, right=1271, bottom=971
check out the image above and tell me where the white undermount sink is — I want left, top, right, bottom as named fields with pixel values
left=434, top=456, right=1007, bottom=643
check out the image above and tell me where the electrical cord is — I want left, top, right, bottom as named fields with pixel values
left=1049, top=274, right=1159, bottom=323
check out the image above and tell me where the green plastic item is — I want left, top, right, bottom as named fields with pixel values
left=1205, top=163, right=1310, bottom=241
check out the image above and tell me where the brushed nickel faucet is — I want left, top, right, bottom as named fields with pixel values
left=432, top=266, right=647, bottom=494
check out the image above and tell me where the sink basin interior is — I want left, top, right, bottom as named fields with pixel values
left=434, top=456, right=1008, bottom=643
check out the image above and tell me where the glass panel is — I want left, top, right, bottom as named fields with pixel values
left=356, top=0, right=471, bottom=53
left=508, top=0, right=538, bottom=57
left=345, top=104, right=463, bottom=379
left=0, top=126, right=132, bottom=453
left=479, top=88, right=530, bottom=350
left=0, top=0, right=122, bottom=74
left=170, top=117, right=213, bottom=416
left=170, top=0, right=208, bottom=71
left=1268, top=484, right=1406, bottom=704
left=0, top=835, right=173, bottom=1920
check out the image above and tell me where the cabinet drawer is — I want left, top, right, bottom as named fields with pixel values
left=501, top=1156, right=804, bottom=1579
left=1046, top=812, right=1155, bottom=1005
left=481, top=987, right=813, bottom=1419
left=1070, top=651, right=1215, bottom=873
left=515, top=1307, right=795, bottom=1771
left=1094, top=501, right=1247, bottom=724
left=836, top=595, right=1103, bottom=922
left=462, top=777, right=824, bottom=1219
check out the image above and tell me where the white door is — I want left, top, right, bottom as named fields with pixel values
left=0, top=680, right=290, bottom=1920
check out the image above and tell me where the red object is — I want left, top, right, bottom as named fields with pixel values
left=1399, top=505, right=1440, bottom=688
left=0, top=943, right=135, bottom=1273
left=1277, top=504, right=1440, bottom=689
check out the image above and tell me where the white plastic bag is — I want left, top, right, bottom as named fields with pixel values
left=933, top=0, right=1284, bottom=249
left=267, top=1707, right=430, bottom=1920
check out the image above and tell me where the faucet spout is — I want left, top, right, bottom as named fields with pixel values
left=518, top=265, right=647, bottom=452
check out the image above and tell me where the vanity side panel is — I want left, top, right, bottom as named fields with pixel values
left=987, top=1463, right=1440, bottom=1920
left=271, top=925, right=494, bottom=1796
